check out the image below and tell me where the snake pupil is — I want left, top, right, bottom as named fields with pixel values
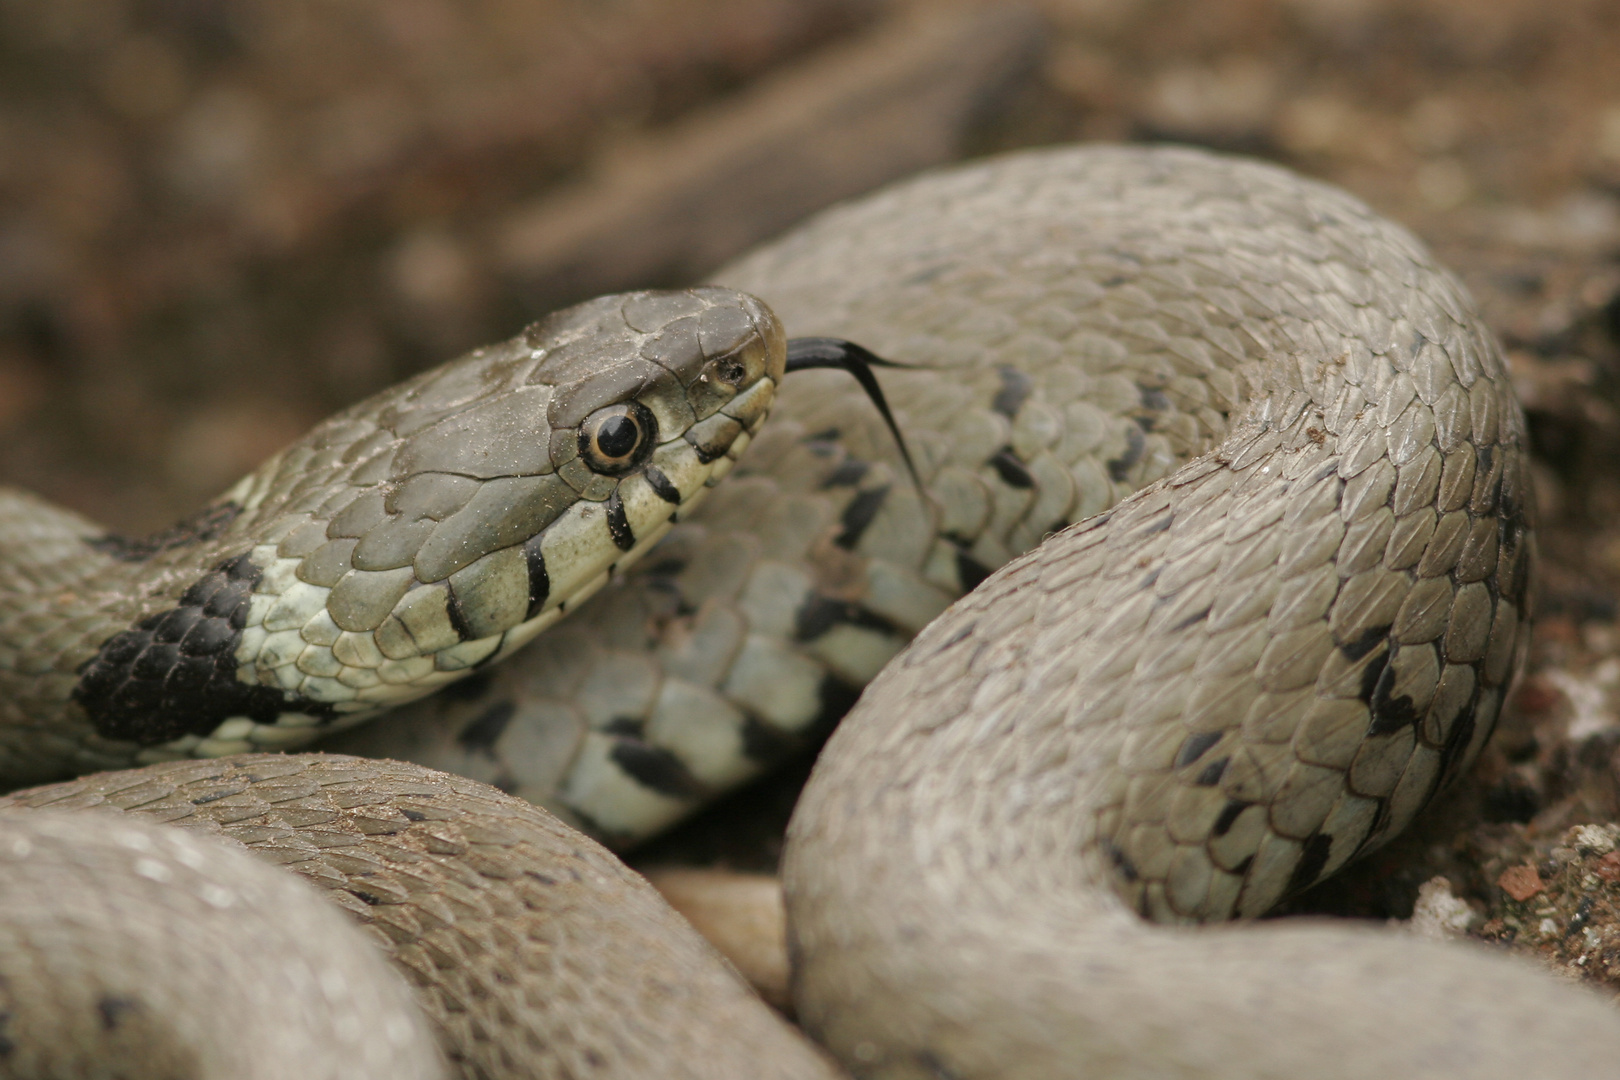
left=579, top=402, right=657, bottom=474
left=596, top=415, right=640, bottom=459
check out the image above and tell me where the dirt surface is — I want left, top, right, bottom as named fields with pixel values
left=8, top=0, right=1620, bottom=996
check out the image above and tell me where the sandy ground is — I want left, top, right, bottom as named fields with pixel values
left=6, top=0, right=1620, bottom=994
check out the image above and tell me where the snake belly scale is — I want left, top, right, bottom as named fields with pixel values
left=3, top=145, right=1620, bottom=1079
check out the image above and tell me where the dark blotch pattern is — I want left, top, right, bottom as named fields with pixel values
left=523, top=537, right=550, bottom=618
left=1285, top=833, right=1334, bottom=896
left=1174, top=731, right=1222, bottom=769
left=992, top=366, right=1033, bottom=418
left=1106, top=424, right=1146, bottom=482
left=740, top=716, right=796, bottom=763
left=1213, top=799, right=1251, bottom=837
left=96, top=996, right=137, bottom=1032
left=793, top=595, right=901, bottom=643
left=74, top=554, right=335, bottom=745
left=1366, top=658, right=1421, bottom=737
left=835, top=486, right=890, bottom=551
left=820, top=459, right=870, bottom=488
left=987, top=447, right=1034, bottom=489
left=643, top=466, right=681, bottom=504
left=608, top=737, right=704, bottom=799
left=953, top=542, right=992, bottom=592
left=456, top=702, right=515, bottom=756
left=1340, top=623, right=1389, bottom=662
left=606, top=490, right=636, bottom=552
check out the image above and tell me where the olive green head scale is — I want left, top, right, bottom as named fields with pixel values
left=0, top=288, right=783, bottom=787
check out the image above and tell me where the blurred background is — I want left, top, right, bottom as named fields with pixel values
left=7, top=0, right=1620, bottom=982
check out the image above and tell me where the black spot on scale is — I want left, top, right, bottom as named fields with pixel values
left=802, top=428, right=841, bottom=457
left=992, top=366, right=1033, bottom=418
left=599, top=716, right=644, bottom=737
left=1286, top=833, right=1334, bottom=896
left=805, top=674, right=862, bottom=743
left=987, top=447, right=1034, bottom=489
left=1170, top=604, right=1212, bottom=632
left=954, top=542, right=993, bottom=592
left=643, top=466, right=681, bottom=504
left=1174, top=731, right=1223, bottom=769
left=441, top=670, right=495, bottom=701
left=456, top=701, right=515, bottom=757
left=87, top=501, right=244, bottom=562
left=740, top=715, right=795, bottom=763
left=523, top=536, right=550, bottom=618
left=1194, top=757, right=1229, bottom=786
left=835, top=486, right=890, bottom=550
left=1108, top=843, right=1140, bottom=883
left=348, top=889, right=385, bottom=907
left=821, top=458, right=870, bottom=488
left=1339, top=624, right=1389, bottom=662
left=686, top=437, right=725, bottom=465
left=1106, top=424, right=1147, bottom=482
left=794, top=595, right=902, bottom=642
left=1213, top=799, right=1251, bottom=837
left=1356, top=648, right=1394, bottom=713
left=96, top=995, right=138, bottom=1031
left=0, top=1009, right=15, bottom=1057
left=1435, top=686, right=1483, bottom=788
left=608, top=737, right=704, bottom=799
left=606, top=489, right=636, bottom=552
left=73, top=554, right=336, bottom=745
left=444, top=586, right=474, bottom=642
left=1106, top=424, right=1147, bottom=483
left=1367, top=659, right=1421, bottom=737
left=1137, top=383, right=1169, bottom=412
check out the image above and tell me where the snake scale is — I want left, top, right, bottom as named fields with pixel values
left=3, top=145, right=1620, bottom=1078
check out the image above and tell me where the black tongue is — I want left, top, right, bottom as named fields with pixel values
left=783, top=337, right=924, bottom=493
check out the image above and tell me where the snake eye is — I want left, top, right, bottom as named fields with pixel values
left=579, top=402, right=657, bottom=474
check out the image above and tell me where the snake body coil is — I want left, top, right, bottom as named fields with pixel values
left=3, top=146, right=1620, bottom=1078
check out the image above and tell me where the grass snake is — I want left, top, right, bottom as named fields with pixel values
left=3, top=144, right=1620, bottom=1078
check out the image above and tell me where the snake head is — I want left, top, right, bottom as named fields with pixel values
left=65, top=288, right=784, bottom=756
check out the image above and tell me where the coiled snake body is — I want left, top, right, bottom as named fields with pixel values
left=4, top=146, right=1620, bottom=1078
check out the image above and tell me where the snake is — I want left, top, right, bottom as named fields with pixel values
left=3, top=144, right=1620, bottom=1078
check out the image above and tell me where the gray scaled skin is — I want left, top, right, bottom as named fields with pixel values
left=0, top=755, right=841, bottom=1080
left=0, top=808, right=445, bottom=1080
left=768, top=147, right=1620, bottom=1077
left=0, top=287, right=783, bottom=790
